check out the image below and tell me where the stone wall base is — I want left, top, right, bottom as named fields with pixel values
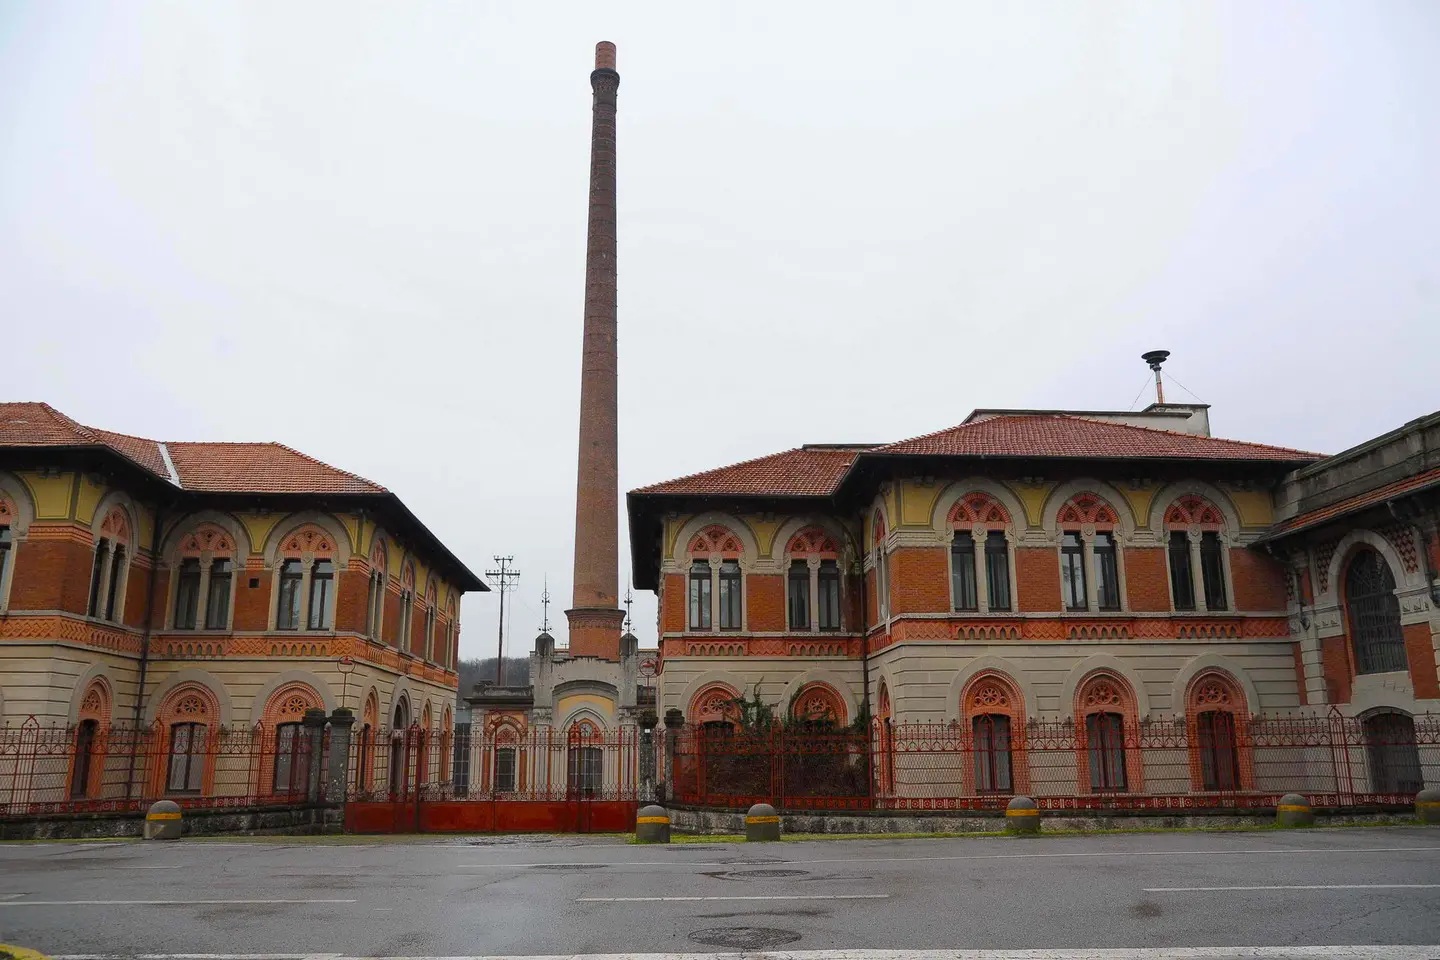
left=667, top=806, right=1418, bottom=836
left=0, top=804, right=344, bottom=841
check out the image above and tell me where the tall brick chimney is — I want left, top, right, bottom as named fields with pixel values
left=566, top=41, right=625, bottom=660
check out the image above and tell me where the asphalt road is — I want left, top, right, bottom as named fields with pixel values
left=1, top=827, right=1438, bottom=959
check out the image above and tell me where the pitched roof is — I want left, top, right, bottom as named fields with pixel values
left=876, top=414, right=1324, bottom=461
left=630, top=415, right=1323, bottom=500
left=0, top=402, right=384, bottom=495
left=631, top=445, right=872, bottom=497
left=1262, top=465, right=1440, bottom=540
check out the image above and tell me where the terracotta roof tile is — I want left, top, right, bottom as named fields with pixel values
left=0, top=402, right=384, bottom=495
left=875, top=414, right=1325, bottom=462
left=1264, top=465, right=1440, bottom=539
left=166, top=442, right=385, bottom=494
left=632, top=415, right=1324, bottom=500
left=632, top=446, right=870, bottom=497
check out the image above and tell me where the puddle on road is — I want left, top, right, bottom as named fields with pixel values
left=689, top=926, right=802, bottom=949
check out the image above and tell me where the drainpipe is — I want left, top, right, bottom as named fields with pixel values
left=125, top=503, right=165, bottom=798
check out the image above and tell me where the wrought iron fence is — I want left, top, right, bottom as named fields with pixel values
left=0, top=716, right=318, bottom=816
left=671, top=710, right=1440, bottom=812
left=347, top=723, right=644, bottom=802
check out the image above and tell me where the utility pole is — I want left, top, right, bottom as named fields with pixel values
left=485, top=556, right=521, bottom=685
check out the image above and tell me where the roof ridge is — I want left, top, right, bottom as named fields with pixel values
left=875, top=414, right=997, bottom=452
left=38, top=402, right=104, bottom=444
left=270, top=441, right=388, bottom=493
left=1053, top=414, right=1326, bottom=457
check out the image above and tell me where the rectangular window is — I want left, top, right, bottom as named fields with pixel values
left=1086, top=712, right=1127, bottom=791
left=787, top=560, right=810, bottom=630
left=166, top=722, right=206, bottom=794
left=205, top=559, right=232, bottom=629
left=951, top=532, right=977, bottom=611
left=1094, top=532, right=1120, bottom=611
left=1197, top=711, right=1240, bottom=791
left=567, top=745, right=602, bottom=794
left=1060, top=533, right=1087, bottom=611
left=105, top=545, right=125, bottom=621
left=876, top=548, right=890, bottom=619
left=366, top=574, right=380, bottom=639
left=1200, top=532, right=1226, bottom=610
left=688, top=562, right=711, bottom=630
left=307, top=560, right=333, bottom=629
left=272, top=722, right=305, bottom=795
left=973, top=714, right=1013, bottom=793
left=88, top=539, right=108, bottom=617
left=985, top=532, right=1011, bottom=611
left=1169, top=532, right=1196, bottom=610
left=718, top=560, right=742, bottom=630
left=818, top=560, right=841, bottom=631
left=276, top=560, right=303, bottom=629
left=494, top=747, right=517, bottom=793
left=174, top=558, right=201, bottom=630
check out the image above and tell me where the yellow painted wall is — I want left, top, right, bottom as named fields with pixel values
left=239, top=514, right=282, bottom=557
left=1223, top=487, right=1275, bottom=528
left=748, top=515, right=781, bottom=558
left=338, top=514, right=362, bottom=555
left=556, top=693, right=615, bottom=718
left=1007, top=481, right=1055, bottom=529
left=74, top=473, right=104, bottom=523
left=22, top=471, right=76, bottom=520
left=1119, top=483, right=1158, bottom=530
left=899, top=480, right=940, bottom=527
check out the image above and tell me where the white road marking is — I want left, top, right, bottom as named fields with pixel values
left=1146, top=883, right=1440, bottom=892
left=578, top=893, right=891, bottom=902
left=455, top=845, right=1440, bottom=869
left=47, top=948, right=1440, bottom=960
left=3, top=898, right=357, bottom=906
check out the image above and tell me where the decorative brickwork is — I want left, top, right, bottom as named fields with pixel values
left=1056, top=492, right=1118, bottom=528
left=1163, top=495, right=1225, bottom=529
left=1378, top=523, right=1421, bottom=574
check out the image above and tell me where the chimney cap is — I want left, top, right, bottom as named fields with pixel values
left=595, top=41, right=616, bottom=71
left=1141, top=349, right=1170, bottom=370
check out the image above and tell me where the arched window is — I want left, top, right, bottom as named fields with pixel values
left=89, top=507, right=131, bottom=622
left=1055, top=493, right=1120, bottom=613
left=154, top=684, right=220, bottom=796
left=1075, top=672, right=1139, bottom=793
left=261, top=682, right=322, bottom=795
left=389, top=696, right=412, bottom=796
left=1345, top=549, right=1407, bottom=675
left=399, top=563, right=417, bottom=653
left=1187, top=671, right=1249, bottom=792
left=690, top=683, right=739, bottom=730
left=70, top=679, right=112, bottom=799
left=791, top=683, right=846, bottom=732
left=273, top=524, right=336, bottom=631
left=367, top=539, right=388, bottom=641
left=872, top=511, right=889, bottom=620
left=947, top=493, right=1012, bottom=613
left=171, top=523, right=237, bottom=630
left=1364, top=712, right=1423, bottom=794
left=687, top=525, right=744, bottom=632
left=786, top=528, right=843, bottom=633
left=876, top=682, right=894, bottom=794
left=962, top=672, right=1026, bottom=795
left=1164, top=495, right=1228, bottom=612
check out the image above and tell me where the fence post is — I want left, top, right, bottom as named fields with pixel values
left=325, top=709, right=355, bottom=804
left=302, top=708, right=328, bottom=804
left=663, top=709, right=684, bottom=803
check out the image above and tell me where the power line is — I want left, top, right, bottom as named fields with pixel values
left=483, top=556, right=521, bottom=685
left=1165, top=373, right=1206, bottom=403
left=1128, top=372, right=1155, bottom=411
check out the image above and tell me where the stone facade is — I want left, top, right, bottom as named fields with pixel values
left=628, top=405, right=1440, bottom=734
left=0, top=404, right=485, bottom=791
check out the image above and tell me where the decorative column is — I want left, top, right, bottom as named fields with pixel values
left=972, top=525, right=989, bottom=613
left=1188, top=529, right=1208, bottom=613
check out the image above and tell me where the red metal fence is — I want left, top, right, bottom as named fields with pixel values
left=1, top=717, right=317, bottom=817
left=671, top=710, right=1440, bottom=813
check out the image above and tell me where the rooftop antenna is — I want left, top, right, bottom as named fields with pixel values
left=623, top=579, right=634, bottom=634
left=484, top=556, right=521, bottom=684
left=539, top=575, right=551, bottom=634
left=1141, top=350, right=1171, bottom=405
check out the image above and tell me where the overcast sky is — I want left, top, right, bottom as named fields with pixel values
left=2, top=1, right=1436, bottom=658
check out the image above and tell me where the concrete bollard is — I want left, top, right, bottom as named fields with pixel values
left=636, top=804, right=671, bottom=843
left=1005, top=795, right=1040, bottom=834
left=1416, top=787, right=1440, bottom=824
left=144, top=799, right=183, bottom=840
left=1276, top=793, right=1314, bottom=828
left=745, top=802, right=781, bottom=841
